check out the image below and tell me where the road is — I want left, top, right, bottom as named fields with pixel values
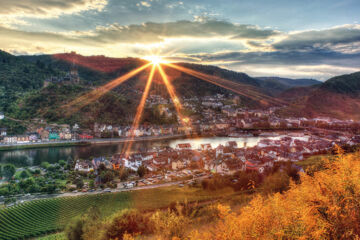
left=60, top=180, right=185, bottom=198
left=6, top=176, right=207, bottom=204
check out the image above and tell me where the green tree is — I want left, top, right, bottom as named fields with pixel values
left=3, top=164, right=15, bottom=180
left=41, top=161, right=50, bottom=169
left=74, top=178, right=84, bottom=189
left=89, top=180, right=95, bottom=189
left=59, top=160, right=66, bottom=167
left=100, top=171, right=115, bottom=183
left=20, top=170, right=31, bottom=179
left=137, top=165, right=147, bottom=178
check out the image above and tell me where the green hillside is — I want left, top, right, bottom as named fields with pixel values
left=0, top=186, right=226, bottom=240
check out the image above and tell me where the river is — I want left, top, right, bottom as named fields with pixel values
left=0, top=136, right=281, bottom=167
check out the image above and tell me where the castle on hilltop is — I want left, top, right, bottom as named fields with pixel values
left=44, top=57, right=80, bottom=87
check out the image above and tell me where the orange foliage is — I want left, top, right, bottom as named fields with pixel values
left=189, top=151, right=360, bottom=240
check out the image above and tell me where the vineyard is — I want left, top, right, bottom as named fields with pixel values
left=0, top=186, right=231, bottom=240
left=0, top=192, right=132, bottom=240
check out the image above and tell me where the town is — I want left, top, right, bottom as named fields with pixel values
left=1, top=93, right=359, bottom=145
left=1, top=93, right=360, bottom=199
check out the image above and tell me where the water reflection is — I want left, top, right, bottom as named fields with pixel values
left=0, top=136, right=271, bottom=167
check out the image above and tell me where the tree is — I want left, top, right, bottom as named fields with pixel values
left=120, top=168, right=129, bottom=181
left=89, top=180, right=95, bottom=189
left=100, top=171, right=114, bottom=184
left=41, top=161, right=50, bottom=169
left=3, top=164, right=15, bottom=180
left=74, top=178, right=84, bottom=189
left=59, top=160, right=66, bottom=167
left=65, top=216, right=85, bottom=240
left=137, top=165, right=147, bottom=178
left=105, top=209, right=152, bottom=240
left=20, top=170, right=31, bottom=179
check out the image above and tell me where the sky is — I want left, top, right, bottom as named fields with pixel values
left=1, top=0, right=360, bottom=80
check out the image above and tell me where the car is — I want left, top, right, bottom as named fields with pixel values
left=103, top=188, right=111, bottom=192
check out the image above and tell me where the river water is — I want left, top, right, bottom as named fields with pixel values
left=0, top=136, right=278, bottom=167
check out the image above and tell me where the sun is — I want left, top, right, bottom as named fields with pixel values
left=143, top=55, right=167, bottom=65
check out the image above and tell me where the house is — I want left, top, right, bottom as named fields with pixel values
left=39, top=129, right=49, bottom=141
left=204, top=160, right=228, bottom=174
left=245, top=160, right=266, bottom=174
left=226, top=141, right=237, bottom=148
left=17, top=135, right=30, bottom=143
left=215, top=122, right=230, bottom=130
left=75, top=160, right=94, bottom=172
left=176, top=143, right=192, bottom=150
left=0, top=128, right=7, bottom=136
left=49, top=132, right=60, bottom=141
left=200, top=143, right=212, bottom=151
left=0, top=112, right=4, bottom=120
left=79, top=134, right=93, bottom=140
left=92, top=157, right=110, bottom=169
left=3, top=136, right=17, bottom=144
left=216, top=145, right=224, bottom=157
left=28, top=133, right=39, bottom=142
left=172, top=160, right=184, bottom=170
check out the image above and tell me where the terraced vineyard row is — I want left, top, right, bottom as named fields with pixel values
left=0, top=192, right=132, bottom=240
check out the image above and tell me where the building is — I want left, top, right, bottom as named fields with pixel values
left=74, top=160, right=94, bottom=172
left=176, top=143, right=192, bottom=150
left=49, top=132, right=60, bottom=140
left=0, top=128, right=7, bottom=136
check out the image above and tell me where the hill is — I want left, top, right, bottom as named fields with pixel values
left=0, top=51, right=276, bottom=129
left=256, top=77, right=321, bottom=96
left=278, top=72, right=360, bottom=120
left=257, top=77, right=321, bottom=88
left=2, top=50, right=359, bottom=126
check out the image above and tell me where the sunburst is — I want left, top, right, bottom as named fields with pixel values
left=65, top=54, right=285, bottom=156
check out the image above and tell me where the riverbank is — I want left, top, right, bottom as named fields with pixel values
left=0, top=134, right=190, bottom=151
left=0, top=141, right=90, bottom=151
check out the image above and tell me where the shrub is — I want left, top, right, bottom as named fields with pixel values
left=189, top=151, right=360, bottom=240
left=151, top=209, right=190, bottom=239
left=3, top=164, right=15, bottom=180
left=105, top=209, right=152, bottom=240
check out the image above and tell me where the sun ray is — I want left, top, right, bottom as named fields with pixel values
left=64, top=63, right=151, bottom=114
left=164, top=63, right=286, bottom=106
left=157, top=64, right=184, bottom=119
left=157, top=64, right=196, bottom=137
left=123, top=64, right=156, bottom=156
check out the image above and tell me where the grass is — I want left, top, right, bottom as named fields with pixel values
left=36, top=233, right=66, bottom=240
left=0, top=185, right=235, bottom=240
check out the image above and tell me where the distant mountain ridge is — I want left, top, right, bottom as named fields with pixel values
left=257, top=77, right=321, bottom=88
left=279, top=71, right=360, bottom=120
left=0, top=50, right=359, bottom=125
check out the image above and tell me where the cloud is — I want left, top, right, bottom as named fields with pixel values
left=0, top=0, right=108, bottom=18
left=273, top=24, right=360, bottom=52
left=84, top=19, right=279, bottom=44
left=188, top=50, right=360, bottom=68
left=137, top=1, right=151, bottom=8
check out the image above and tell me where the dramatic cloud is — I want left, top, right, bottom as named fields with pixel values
left=0, top=0, right=108, bottom=18
left=273, top=25, right=360, bottom=52
left=85, top=20, right=280, bottom=44
left=188, top=50, right=360, bottom=69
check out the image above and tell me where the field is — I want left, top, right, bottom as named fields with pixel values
left=0, top=186, right=233, bottom=240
